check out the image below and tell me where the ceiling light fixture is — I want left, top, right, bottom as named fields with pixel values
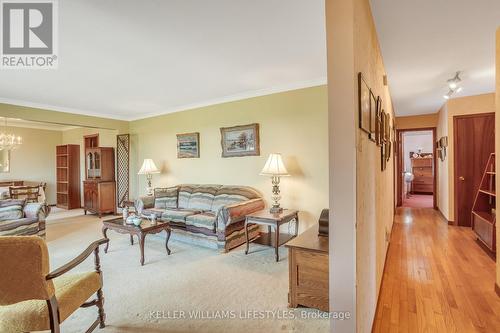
left=443, top=71, right=463, bottom=100
left=0, top=117, right=22, bottom=151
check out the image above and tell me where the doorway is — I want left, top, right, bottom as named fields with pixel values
left=454, top=113, right=495, bottom=227
left=397, top=128, right=437, bottom=209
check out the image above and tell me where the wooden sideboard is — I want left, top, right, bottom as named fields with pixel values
left=411, top=157, right=433, bottom=194
left=286, top=226, right=329, bottom=312
left=83, top=147, right=116, bottom=217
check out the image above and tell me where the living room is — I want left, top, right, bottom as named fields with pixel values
left=0, top=1, right=333, bottom=332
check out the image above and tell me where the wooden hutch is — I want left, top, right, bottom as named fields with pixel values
left=56, top=144, right=81, bottom=209
left=83, top=147, right=116, bottom=217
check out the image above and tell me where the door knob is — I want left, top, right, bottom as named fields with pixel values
left=459, top=176, right=465, bottom=181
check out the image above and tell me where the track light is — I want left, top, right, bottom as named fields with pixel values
left=443, top=71, right=463, bottom=100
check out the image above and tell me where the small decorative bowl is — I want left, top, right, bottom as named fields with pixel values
left=132, top=218, right=142, bottom=226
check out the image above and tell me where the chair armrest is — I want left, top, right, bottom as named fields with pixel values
left=46, top=238, right=109, bottom=280
left=135, top=196, right=155, bottom=215
left=23, top=203, right=50, bottom=221
left=216, top=198, right=265, bottom=231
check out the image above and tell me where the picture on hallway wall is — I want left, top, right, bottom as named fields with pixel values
left=177, top=132, right=200, bottom=158
left=375, top=97, right=383, bottom=146
left=358, top=72, right=371, bottom=134
left=381, top=143, right=386, bottom=171
left=369, top=91, right=377, bottom=142
left=220, top=123, right=260, bottom=157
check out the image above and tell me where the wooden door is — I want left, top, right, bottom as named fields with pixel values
left=454, top=113, right=495, bottom=227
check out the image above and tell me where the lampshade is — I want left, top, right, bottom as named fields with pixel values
left=260, top=153, right=290, bottom=176
left=138, top=159, right=160, bottom=175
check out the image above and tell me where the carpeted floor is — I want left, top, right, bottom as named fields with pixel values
left=46, top=214, right=330, bottom=333
left=402, top=194, right=433, bottom=208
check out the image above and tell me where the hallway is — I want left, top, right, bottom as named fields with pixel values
left=372, top=208, right=500, bottom=332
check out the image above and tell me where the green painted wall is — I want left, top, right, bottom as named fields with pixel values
left=129, top=85, right=329, bottom=230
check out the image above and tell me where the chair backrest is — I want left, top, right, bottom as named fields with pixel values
left=9, top=185, right=40, bottom=203
left=0, top=236, right=55, bottom=305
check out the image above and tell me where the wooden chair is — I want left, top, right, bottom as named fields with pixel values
left=9, top=185, right=40, bottom=203
left=0, top=236, right=109, bottom=333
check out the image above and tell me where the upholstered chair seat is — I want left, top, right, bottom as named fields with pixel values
left=0, top=236, right=108, bottom=333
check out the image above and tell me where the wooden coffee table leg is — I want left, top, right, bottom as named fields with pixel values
left=102, top=227, right=109, bottom=253
left=165, top=228, right=171, bottom=255
left=130, top=234, right=134, bottom=245
left=244, top=219, right=250, bottom=255
left=139, top=233, right=146, bottom=266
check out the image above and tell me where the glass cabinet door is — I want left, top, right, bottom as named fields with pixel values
left=94, top=151, right=101, bottom=177
left=87, top=152, right=94, bottom=178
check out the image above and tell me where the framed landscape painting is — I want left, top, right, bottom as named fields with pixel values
left=220, top=123, right=260, bottom=157
left=177, top=132, right=200, bottom=158
left=358, top=73, right=371, bottom=134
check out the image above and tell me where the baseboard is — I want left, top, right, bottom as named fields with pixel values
left=495, top=283, right=500, bottom=298
left=436, top=207, right=454, bottom=225
left=371, top=215, right=395, bottom=332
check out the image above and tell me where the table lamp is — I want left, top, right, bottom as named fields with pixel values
left=260, top=153, right=290, bottom=213
left=138, top=159, right=160, bottom=196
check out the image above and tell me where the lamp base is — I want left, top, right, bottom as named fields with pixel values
left=269, top=206, right=283, bottom=214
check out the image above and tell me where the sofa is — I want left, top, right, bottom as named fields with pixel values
left=0, top=199, right=50, bottom=238
left=136, top=184, right=265, bottom=252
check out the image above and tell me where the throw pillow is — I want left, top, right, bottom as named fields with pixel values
left=154, top=187, right=178, bottom=209
left=0, top=205, right=24, bottom=221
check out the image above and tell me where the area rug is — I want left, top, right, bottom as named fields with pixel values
left=46, top=214, right=330, bottom=333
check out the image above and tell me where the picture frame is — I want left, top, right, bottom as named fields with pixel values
left=369, top=92, right=378, bottom=142
left=374, top=96, right=383, bottom=146
left=386, top=141, right=391, bottom=162
left=177, top=132, right=200, bottom=158
left=358, top=73, right=371, bottom=134
left=220, top=123, right=260, bottom=158
left=381, top=143, right=387, bottom=171
left=384, top=112, right=390, bottom=143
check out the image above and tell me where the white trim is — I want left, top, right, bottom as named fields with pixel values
left=0, top=97, right=129, bottom=120
left=0, top=78, right=327, bottom=122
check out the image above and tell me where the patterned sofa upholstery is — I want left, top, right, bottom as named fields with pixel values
left=0, top=199, right=50, bottom=238
left=136, top=184, right=265, bottom=252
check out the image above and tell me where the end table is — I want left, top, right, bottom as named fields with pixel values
left=244, top=209, right=299, bottom=262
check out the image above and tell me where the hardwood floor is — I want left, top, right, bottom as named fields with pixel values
left=372, top=207, right=500, bottom=333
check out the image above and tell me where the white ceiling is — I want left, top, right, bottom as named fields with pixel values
left=402, top=130, right=432, bottom=137
left=370, top=0, right=500, bottom=116
left=0, top=0, right=326, bottom=121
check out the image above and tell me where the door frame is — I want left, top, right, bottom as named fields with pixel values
left=396, top=127, right=437, bottom=209
left=453, top=112, right=495, bottom=227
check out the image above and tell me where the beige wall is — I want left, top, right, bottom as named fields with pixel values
left=354, top=0, right=395, bottom=331
left=396, top=113, right=438, bottom=129
left=326, top=0, right=395, bottom=331
left=0, top=126, right=62, bottom=204
left=129, top=86, right=328, bottom=231
left=436, top=103, right=449, bottom=219
left=436, top=93, right=495, bottom=221
left=62, top=127, right=118, bottom=206
left=495, top=27, right=500, bottom=291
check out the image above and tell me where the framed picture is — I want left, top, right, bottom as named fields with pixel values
left=220, top=123, right=260, bottom=158
left=358, top=73, right=371, bottom=134
left=369, top=92, right=378, bottom=142
left=384, top=112, right=390, bottom=143
left=381, top=144, right=387, bottom=171
left=374, top=96, right=383, bottom=145
left=439, top=136, right=448, bottom=148
left=386, top=141, right=391, bottom=161
left=177, top=132, right=200, bottom=158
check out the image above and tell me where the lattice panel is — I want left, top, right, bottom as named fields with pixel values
left=116, top=134, right=130, bottom=207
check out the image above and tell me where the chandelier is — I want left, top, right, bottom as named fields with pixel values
left=0, top=117, right=22, bottom=151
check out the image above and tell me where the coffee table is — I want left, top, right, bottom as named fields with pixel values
left=102, top=217, right=171, bottom=266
